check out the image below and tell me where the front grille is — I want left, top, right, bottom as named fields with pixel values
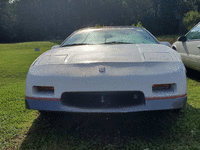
left=61, top=91, right=145, bottom=109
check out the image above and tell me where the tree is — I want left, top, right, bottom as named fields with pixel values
left=147, top=0, right=188, bottom=35
left=13, top=0, right=196, bottom=42
left=183, top=10, right=200, bottom=30
left=0, top=0, right=17, bottom=42
left=186, top=0, right=199, bottom=9
left=16, top=0, right=127, bottom=41
left=195, top=1, right=200, bottom=11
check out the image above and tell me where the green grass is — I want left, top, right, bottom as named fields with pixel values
left=0, top=38, right=200, bottom=149
left=0, top=41, right=60, bottom=149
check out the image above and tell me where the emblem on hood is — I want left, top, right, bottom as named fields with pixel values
left=99, top=67, right=105, bottom=73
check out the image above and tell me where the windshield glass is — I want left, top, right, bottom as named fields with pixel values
left=186, top=24, right=200, bottom=40
left=61, top=28, right=158, bottom=47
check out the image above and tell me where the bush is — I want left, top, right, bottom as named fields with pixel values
left=132, top=21, right=143, bottom=27
left=183, top=11, right=200, bottom=31
left=136, top=21, right=143, bottom=27
left=94, top=24, right=101, bottom=28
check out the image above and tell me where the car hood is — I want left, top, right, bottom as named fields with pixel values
left=34, top=44, right=180, bottom=65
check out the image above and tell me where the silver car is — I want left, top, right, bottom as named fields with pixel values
left=172, top=22, right=200, bottom=71
left=25, top=27, right=187, bottom=113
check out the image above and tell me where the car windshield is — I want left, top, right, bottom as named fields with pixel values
left=186, top=24, right=200, bottom=40
left=61, top=28, right=158, bottom=47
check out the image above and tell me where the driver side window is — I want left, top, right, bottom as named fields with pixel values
left=186, top=24, right=200, bottom=40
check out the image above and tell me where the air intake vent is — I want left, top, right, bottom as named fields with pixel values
left=61, top=91, right=145, bottom=109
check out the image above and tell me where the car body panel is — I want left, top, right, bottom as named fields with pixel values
left=34, top=44, right=181, bottom=66
left=25, top=96, right=187, bottom=113
left=159, top=41, right=171, bottom=47
left=25, top=27, right=187, bottom=113
left=172, top=22, right=200, bottom=71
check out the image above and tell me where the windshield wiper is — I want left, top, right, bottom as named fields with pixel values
left=61, top=43, right=92, bottom=47
left=102, top=41, right=134, bottom=44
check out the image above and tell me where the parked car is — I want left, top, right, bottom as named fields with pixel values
left=172, top=22, right=200, bottom=71
left=25, top=26, right=187, bottom=113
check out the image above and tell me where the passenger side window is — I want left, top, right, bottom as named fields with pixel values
left=186, top=24, right=200, bottom=40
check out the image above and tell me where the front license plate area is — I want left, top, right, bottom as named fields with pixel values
left=61, top=91, right=145, bottom=109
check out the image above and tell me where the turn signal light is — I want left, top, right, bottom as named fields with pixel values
left=152, top=84, right=171, bottom=92
left=35, top=86, right=54, bottom=92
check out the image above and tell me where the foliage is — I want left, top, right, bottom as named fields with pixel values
left=187, top=0, right=199, bottom=9
left=131, top=23, right=135, bottom=27
left=94, top=24, right=101, bottom=28
left=148, top=0, right=185, bottom=35
left=132, top=21, right=143, bottom=27
left=0, top=0, right=17, bottom=43
left=183, top=10, right=200, bottom=30
left=136, top=21, right=142, bottom=27
left=1, top=0, right=200, bottom=42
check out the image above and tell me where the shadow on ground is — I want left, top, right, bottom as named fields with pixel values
left=19, top=109, right=183, bottom=149
left=19, top=67, right=200, bottom=149
left=186, top=67, right=200, bottom=81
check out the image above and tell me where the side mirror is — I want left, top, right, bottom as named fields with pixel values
left=51, top=45, right=60, bottom=49
left=178, top=36, right=187, bottom=42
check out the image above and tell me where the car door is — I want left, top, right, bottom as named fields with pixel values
left=175, top=23, right=200, bottom=70
left=185, top=23, right=200, bottom=70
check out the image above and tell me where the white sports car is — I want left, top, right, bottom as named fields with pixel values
left=25, top=27, right=187, bottom=113
left=172, top=22, right=200, bottom=71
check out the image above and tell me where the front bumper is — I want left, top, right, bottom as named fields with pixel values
left=25, top=94, right=187, bottom=113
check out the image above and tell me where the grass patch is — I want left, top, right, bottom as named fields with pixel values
left=1, top=38, right=200, bottom=149
left=0, top=41, right=60, bottom=149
